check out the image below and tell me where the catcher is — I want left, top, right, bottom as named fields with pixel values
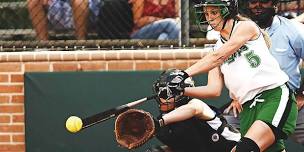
left=114, top=69, right=241, bottom=151
left=151, top=69, right=241, bottom=152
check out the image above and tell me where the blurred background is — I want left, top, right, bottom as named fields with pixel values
left=0, top=0, right=302, bottom=51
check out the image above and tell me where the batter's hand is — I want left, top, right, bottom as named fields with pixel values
left=223, top=100, right=242, bottom=117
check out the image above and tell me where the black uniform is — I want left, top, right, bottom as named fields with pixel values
left=155, top=108, right=239, bottom=152
left=151, top=69, right=240, bottom=152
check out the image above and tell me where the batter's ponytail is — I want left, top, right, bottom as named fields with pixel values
left=261, top=29, right=271, bottom=49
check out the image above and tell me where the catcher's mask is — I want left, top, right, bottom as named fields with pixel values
left=153, top=69, right=194, bottom=113
left=244, top=0, right=278, bottom=28
left=194, top=0, right=238, bottom=32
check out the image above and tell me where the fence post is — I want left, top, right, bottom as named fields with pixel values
left=181, top=0, right=189, bottom=47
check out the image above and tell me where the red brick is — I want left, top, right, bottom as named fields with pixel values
left=0, top=85, right=23, bottom=93
left=146, top=51, right=160, bottom=60
left=0, top=105, right=23, bottom=113
left=35, top=54, right=48, bottom=61
left=76, top=53, right=90, bottom=61
left=0, top=63, right=21, bottom=72
left=119, top=51, right=133, bottom=60
left=21, top=54, right=35, bottom=62
left=53, top=62, right=80, bottom=71
left=0, top=75, right=9, bottom=82
left=108, top=61, right=133, bottom=70
left=0, top=54, right=6, bottom=62
left=0, top=124, right=24, bottom=132
left=12, top=115, right=24, bottom=123
left=160, top=51, right=174, bottom=60
left=0, top=95, right=10, bottom=103
left=133, top=51, right=146, bottom=60
left=10, top=75, right=24, bottom=83
left=104, top=52, right=119, bottom=60
left=7, top=54, right=21, bottom=62
left=91, top=52, right=105, bottom=60
left=0, top=115, right=10, bottom=123
left=162, top=60, right=189, bottom=70
left=12, top=134, right=24, bottom=142
left=24, top=63, right=50, bottom=72
left=0, top=144, right=25, bottom=151
left=175, top=51, right=188, bottom=59
left=62, top=53, right=76, bottom=61
left=49, top=53, right=62, bottom=61
left=11, top=95, right=24, bottom=103
left=135, top=61, right=161, bottom=70
left=79, top=62, right=106, bottom=71
left=0, top=135, right=10, bottom=142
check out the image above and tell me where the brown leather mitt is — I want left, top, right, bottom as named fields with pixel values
left=114, top=109, right=155, bottom=149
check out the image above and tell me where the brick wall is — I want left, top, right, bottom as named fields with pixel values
left=0, top=49, right=208, bottom=152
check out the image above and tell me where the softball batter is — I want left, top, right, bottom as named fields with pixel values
left=160, top=0, right=298, bottom=151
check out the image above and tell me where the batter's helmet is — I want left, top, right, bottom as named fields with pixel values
left=195, top=0, right=239, bottom=19
left=194, top=0, right=238, bottom=32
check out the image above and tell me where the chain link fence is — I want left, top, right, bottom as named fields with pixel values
left=0, top=0, right=302, bottom=51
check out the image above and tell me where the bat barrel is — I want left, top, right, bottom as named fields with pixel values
left=78, top=95, right=156, bottom=130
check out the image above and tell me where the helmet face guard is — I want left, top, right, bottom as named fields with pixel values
left=153, top=69, right=194, bottom=113
left=194, top=0, right=238, bottom=32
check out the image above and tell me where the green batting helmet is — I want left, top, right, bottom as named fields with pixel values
left=195, top=0, right=239, bottom=19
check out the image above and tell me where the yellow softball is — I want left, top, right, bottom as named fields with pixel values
left=65, top=116, right=83, bottom=133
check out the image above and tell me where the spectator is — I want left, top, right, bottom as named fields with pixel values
left=280, top=12, right=297, bottom=19
left=224, top=0, right=304, bottom=147
left=129, top=0, right=180, bottom=40
left=27, top=0, right=101, bottom=40
left=293, top=12, right=304, bottom=24
left=95, top=0, right=134, bottom=39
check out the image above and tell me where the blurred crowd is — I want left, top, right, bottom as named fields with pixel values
left=26, top=0, right=181, bottom=40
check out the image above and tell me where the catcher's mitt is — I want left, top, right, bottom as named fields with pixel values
left=114, top=109, right=155, bottom=149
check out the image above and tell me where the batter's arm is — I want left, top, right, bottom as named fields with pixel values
left=185, top=21, right=258, bottom=77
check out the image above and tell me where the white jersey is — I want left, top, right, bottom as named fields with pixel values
left=216, top=22, right=288, bottom=104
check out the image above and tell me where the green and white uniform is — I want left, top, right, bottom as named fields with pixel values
left=216, top=22, right=288, bottom=104
left=216, top=21, right=298, bottom=152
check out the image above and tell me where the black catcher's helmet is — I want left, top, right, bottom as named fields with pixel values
left=153, top=69, right=195, bottom=112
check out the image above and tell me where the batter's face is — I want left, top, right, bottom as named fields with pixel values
left=203, top=6, right=224, bottom=31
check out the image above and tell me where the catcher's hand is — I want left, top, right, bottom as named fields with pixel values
left=114, top=109, right=155, bottom=149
